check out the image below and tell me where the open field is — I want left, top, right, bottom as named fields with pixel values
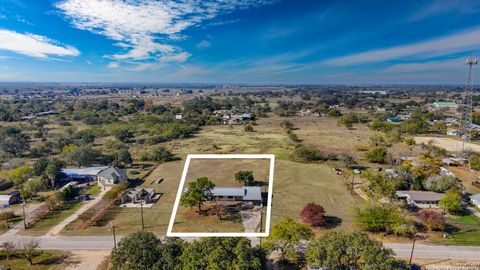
left=414, top=136, right=480, bottom=153
left=171, top=158, right=270, bottom=233
left=441, top=214, right=480, bottom=246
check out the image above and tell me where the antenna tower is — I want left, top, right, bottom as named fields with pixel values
left=459, top=57, right=478, bottom=152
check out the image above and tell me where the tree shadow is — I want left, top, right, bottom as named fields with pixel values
left=323, top=216, right=343, bottom=229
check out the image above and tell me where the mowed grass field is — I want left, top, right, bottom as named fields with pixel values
left=172, top=158, right=270, bottom=233
left=61, top=115, right=371, bottom=236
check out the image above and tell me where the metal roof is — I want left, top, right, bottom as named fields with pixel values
left=62, top=166, right=109, bottom=178
left=396, top=190, right=444, bottom=201
left=211, top=186, right=262, bottom=201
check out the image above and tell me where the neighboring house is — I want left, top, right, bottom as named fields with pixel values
left=97, top=167, right=128, bottom=188
left=439, top=167, right=456, bottom=178
left=121, top=188, right=155, bottom=204
left=0, top=190, right=22, bottom=206
left=211, top=186, right=262, bottom=203
left=175, top=114, right=183, bottom=120
left=396, top=190, right=444, bottom=208
left=62, top=166, right=109, bottom=182
left=470, top=194, right=480, bottom=207
left=386, top=117, right=403, bottom=123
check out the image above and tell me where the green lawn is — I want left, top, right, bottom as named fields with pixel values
left=20, top=202, right=83, bottom=236
left=442, top=214, right=480, bottom=245
left=0, top=250, right=68, bottom=270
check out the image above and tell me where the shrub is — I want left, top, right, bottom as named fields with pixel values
left=365, top=147, right=388, bottom=163
left=292, top=145, right=325, bottom=163
left=244, top=124, right=254, bottom=132
left=0, top=211, right=15, bottom=221
left=416, top=210, right=445, bottom=231
left=300, top=202, right=326, bottom=226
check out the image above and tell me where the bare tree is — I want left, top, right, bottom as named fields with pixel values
left=1, top=241, right=15, bottom=260
left=19, top=239, right=39, bottom=265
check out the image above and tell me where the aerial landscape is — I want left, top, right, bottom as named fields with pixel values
left=1, top=0, right=480, bottom=270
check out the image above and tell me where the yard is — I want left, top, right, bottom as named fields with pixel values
left=0, top=250, right=69, bottom=270
left=440, top=214, right=480, bottom=246
left=59, top=115, right=370, bottom=236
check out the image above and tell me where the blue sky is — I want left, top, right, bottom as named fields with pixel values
left=0, top=0, right=480, bottom=84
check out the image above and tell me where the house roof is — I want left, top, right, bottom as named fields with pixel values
left=243, top=186, right=262, bottom=201
left=97, top=167, right=127, bottom=180
left=62, top=166, right=109, bottom=178
left=211, top=186, right=262, bottom=201
left=470, top=194, right=480, bottom=201
left=124, top=188, right=154, bottom=198
left=396, top=190, right=444, bottom=202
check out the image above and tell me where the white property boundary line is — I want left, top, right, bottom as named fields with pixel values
left=166, top=154, right=275, bottom=237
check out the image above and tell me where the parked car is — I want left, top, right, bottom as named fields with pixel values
left=75, top=194, right=90, bottom=201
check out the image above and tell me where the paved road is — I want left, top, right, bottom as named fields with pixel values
left=0, top=234, right=479, bottom=260
left=384, top=243, right=480, bottom=260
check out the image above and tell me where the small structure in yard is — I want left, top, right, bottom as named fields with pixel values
left=447, top=129, right=459, bottom=136
left=470, top=194, right=480, bottom=207
left=174, top=114, right=183, bottom=120
left=97, top=167, right=128, bottom=188
left=396, top=190, right=444, bottom=208
left=121, top=188, right=156, bottom=205
left=212, top=186, right=262, bottom=204
left=0, top=190, right=22, bottom=206
left=333, top=168, right=342, bottom=175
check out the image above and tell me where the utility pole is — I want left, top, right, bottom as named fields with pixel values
left=140, top=201, right=144, bottom=230
left=22, top=198, right=27, bottom=229
left=350, top=171, right=355, bottom=195
left=259, top=203, right=263, bottom=246
left=408, top=234, right=418, bottom=266
left=110, top=223, right=117, bottom=250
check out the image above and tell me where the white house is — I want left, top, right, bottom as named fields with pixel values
left=396, top=190, right=444, bottom=208
left=97, top=167, right=128, bottom=188
left=470, top=194, right=480, bottom=207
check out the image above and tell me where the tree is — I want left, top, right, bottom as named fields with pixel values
left=114, top=128, right=134, bottom=143
left=32, top=157, right=49, bottom=176
left=113, top=148, right=133, bottom=168
left=179, top=237, right=264, bottom=270
left=140, top=146, right=176, bottom=162
left=19, top=239, right=39, bottom=266
left=111, top=231, right=183, bottom=270
left=439, top=187, right=463, bottom=213
left=234, top=171, right=255, bottom=185
left=423, top=175, right=457, bottom=193
left=416, top=210, right=445, bottom=231
left=45, top=159, right=65, bottom=189
left=365, top=147, right=388, bottom=163
left=264, top=217, right=313, bottom=263
left=355, top=204, right=416, bottom=236
left=470, top=154, right=480, bottom=171
left=306, top=232, right=406, bottom=270
left=8, top=165, right=31, bottom=187
left=292, top=145, right=325, bottom=162
left=1, top=241, right=15, bottom=260
left=180, top=177, right=215, bottom=213
left=0, top=127, right=30, bottom=157
left=300, top=202, right=326, bottom=226
left=64, top=145, right=96, bottom=167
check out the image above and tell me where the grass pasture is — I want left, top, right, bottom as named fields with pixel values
left=171, top=158, right=271, bottom=233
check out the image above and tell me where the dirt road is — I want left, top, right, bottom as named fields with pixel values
left=64, top=250, right=110, bottom=270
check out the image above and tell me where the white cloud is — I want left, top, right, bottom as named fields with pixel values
left=196, top=40, right=211, bottom=49
left=107, top=62, right=120, bottom=68
left=323, top=27, right=480, bottom=66
left=409, top=0, right=480, bottom=21
left=382, top=57, right=466, bottom=73
left=0, top=29, right=79, bottom=59
left=56, top=0, right=273, bottom=66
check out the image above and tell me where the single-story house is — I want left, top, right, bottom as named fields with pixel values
left=470, top=194, right=480, bottom=207
left=396, top=190, right=444, bottom=208
left=62, top=166, right=109, bottom=182
left=211, top=186, right=262, bottom=203
left=447, top=129, right=459, bottom=136
left=97, top=167, right=128, bottom=188
left=121, top=188, right=155, bottom=204
left=0, top=190, right=22, bottom=206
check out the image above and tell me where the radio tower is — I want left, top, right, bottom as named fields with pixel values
left=459, top=57, right=478, bottom=153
